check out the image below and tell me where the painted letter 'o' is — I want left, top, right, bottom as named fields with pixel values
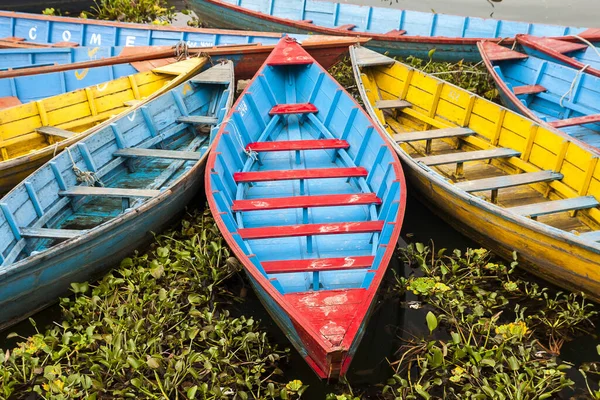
left=62, top=30, right=72, bottom=42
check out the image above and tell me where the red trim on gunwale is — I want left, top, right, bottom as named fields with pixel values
left=205, top=38, right=406, bottom=379
left=200, top=0, right=596, bottom=46
left=517, top=34, right=600, bottom=78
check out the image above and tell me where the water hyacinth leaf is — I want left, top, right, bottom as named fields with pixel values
left=130, top=378, right=142, bottom=388
left=416, top=242, right=425, bottom=253
left=507, top=356, right=520, bottom=371
left=146, top=357, right=160, bottom=369
left=481, top=358, right=496, bottom=368
left=187, top=385, right=198, bottom=399
left=426, top=311, right=438, bottom=334
left=157, top=247, right=169, bottom=258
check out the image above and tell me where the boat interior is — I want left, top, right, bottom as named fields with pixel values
left=0, top=60, right=201, bottom=162
left=0, top=63, right=232, bottom=267
left=483, top=43, right=600, bottom=147
left=209, top=49, right=402, bottom=295
left=353, top=46, right=600, bottom=244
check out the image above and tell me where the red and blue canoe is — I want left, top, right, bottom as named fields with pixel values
left=206, top=37, right=406, bottom=378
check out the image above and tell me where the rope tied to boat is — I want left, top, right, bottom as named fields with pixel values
left=560, top=63, right=590, bottom=107
left=174, top=41, right=189, bottom=60
left=569, top=34, right=600, bottom=59
left=65, top=147, right=104, bottom=187
left=232, top=123, right=258, bottom=161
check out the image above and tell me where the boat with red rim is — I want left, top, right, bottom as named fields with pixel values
left=190, top=0, right=598, bottom=62
left=205, top=37, right=406, bottom=378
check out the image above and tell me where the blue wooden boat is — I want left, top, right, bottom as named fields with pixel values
left=190, top=0, right=594, bottom=62
left=518, top=34, right=600, bottom=78
left=0, top=10, right=308, bottom=48
left=0, top=46, right=160, bottom=71
left=206, top=37, right=406, bottom=379
left=0, top=61, right=233, bottom=330
left=479, top=41, right=600, bottom=149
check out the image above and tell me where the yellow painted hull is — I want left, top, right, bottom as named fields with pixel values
left=0, top=58, right=206, bottom=195
left=350, top=46, right=600, bottom=301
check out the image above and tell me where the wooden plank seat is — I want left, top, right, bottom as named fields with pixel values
left=36, top=126, right=76, bottom=139
left=114, top=148, right=201, bottom=161
left=337, top=24, right=356, bottom=31
left=234, top=167, right=367, bottom=182
left=482, top=42, right=529, bottom=61
left=59, top=186, right=160, bottom=198
left=246, top=139, right=349, bottom=152
left=20, top=227, right=85, bottom=239
left=394, top=127, right=474, bottom=143
left=579, top=230, right=600, bottom=242
left=238, top=220, right=384, bottom=239
left=508, top=196, right=599, bottom=219
left=232, top=193, right=381, bottom=211
left=548, top=114, right=600, bottom=128
left=124, top=99, right=142, bottom=107
left=455, top=170, right=563, bottom=203
left=269, top=103, right=318, bottom=115
left=384, top=29, right=407, bottom=36
left=176, top=115, right=219, bottom=125
left=375, top=99, right=411, bottom=110
left=513, top=85, right=547, bottom=96
left=262, top=255, right=375, bottom=274
left=416, top=148, right=520, bottom=177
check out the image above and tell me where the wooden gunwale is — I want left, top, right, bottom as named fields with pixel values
left=351, top=45, right=600, bottom=301
left=0, top=37, right=368, bottom=79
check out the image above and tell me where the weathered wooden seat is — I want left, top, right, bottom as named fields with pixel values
left=375, top=99, right=411, bottom=110
left=513, top=85, right=547, bottom=96
left=262, top=255, right=375, bottom=274
left=59, top=186, right=160, bottom=198
left=176, top=115, right=219, bottom=125
left=395, top=127, right=474, bottom=153
left=232, top=193, right=381, bottom=211
left=336, top=24, right=356, bottom=31
left=455, top=170, right=563, bottom=203
left=20, top=227, right=85, bottom=239
left=36, top=126, right=76, bottom=139
left=508, top=196, right=598, bottom=219
left=114, top=148, right=201, bottom=161
left=238, top=221, right=383, bottom=239
left=234, top=167, right=367, bottom=182
left=548, top=114, right=600, bottom=128
left=417, top=148, right=520, bottom=176
left=579, top=230, right=600, bottom=242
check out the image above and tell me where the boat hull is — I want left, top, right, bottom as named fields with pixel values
left=0, top=160, right=205, bottom=330
left=402, top=157, right=600, bottom=301
left=191, top=0, right=588, bottom=63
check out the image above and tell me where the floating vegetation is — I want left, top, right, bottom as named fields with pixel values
left=384, top=243, right=598, bottom=399
left=0, top=209, right=303, bottom=399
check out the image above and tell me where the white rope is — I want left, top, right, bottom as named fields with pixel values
left=569, top=34, right=600, bottom=59
left=560, top=64, right=589, bottom=107
left=65, top=147, right=104, bottom=187
left=232, top=123, right=258, bottom=161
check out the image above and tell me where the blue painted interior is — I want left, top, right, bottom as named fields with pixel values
left=0, top=12, right=306, bottom=47
left=217, top=0, right=585, bottom=38
left=0, top=47, right=128, bottom=71
left=0, top=65, right=232, bottom=269
left=492, top=54, right=600, bottom=147
left=521, top=41, right=600, bottom=70
left=209, top=61, right=401, bottom=295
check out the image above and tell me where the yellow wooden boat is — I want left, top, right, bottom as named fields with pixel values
left=350, top=45, right=600, bottom=301
left=0, top=57, right=206, bottom=195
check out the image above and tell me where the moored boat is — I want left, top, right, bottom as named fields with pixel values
left=0, top=35, right=367, bottom=81
left=478, top=41, right=600, bottom=149
left=0, top=10, right=305, bottom=48
left=0, top=57, right=207, bottom=195
left=190, top=0, right=594, bottom=62
left=351, top=45, right=600, bottom=302
left=206, top=38, right=406, bottom=379
left=0, top=60, right=234, bottom=330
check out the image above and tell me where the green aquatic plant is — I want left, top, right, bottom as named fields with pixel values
left=384, top=242, right=598, bottom=399
left=0, top=209, right=298, bottom=399
left=84, top=0, right=176, bottom=24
